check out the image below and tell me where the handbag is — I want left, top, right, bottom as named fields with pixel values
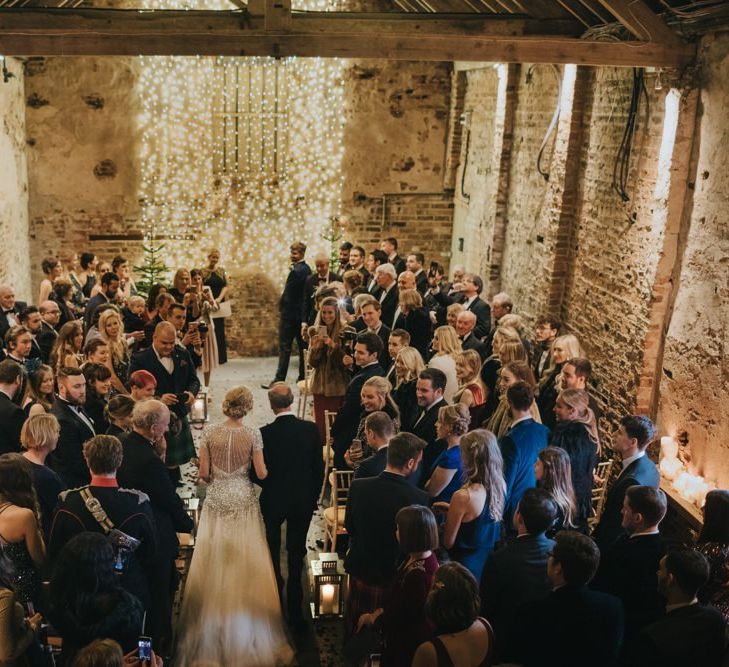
left=211, top=300, right=233, bottom=319
left=80, top=488, right=141, bottom=573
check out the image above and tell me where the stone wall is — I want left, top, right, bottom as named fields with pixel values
left=658, top=32, right=729, bottom=489
left=0, top=57, right=32, bottom=301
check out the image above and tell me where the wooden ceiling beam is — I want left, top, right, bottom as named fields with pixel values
left=596, top=0, right=683, bottom=47
left=0, top=8, right=695, bottom=66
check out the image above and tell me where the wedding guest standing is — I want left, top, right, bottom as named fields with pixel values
left=357, top=505, right=439, bottom=667
left=536, top=333, right=582, bottom=432
left=266, top=242, right=311, bottom=387
left=392, top=346, right=425, bottom=432
left=190, top=269, right=219, bottom=387
left=425, top=404, right=469, bottom=504
left=550, top=389, right=599, bottom=533
left=22, top=365, right=54, bottom=417
left=535, top=447, right=577, bottom=536
left=435, top=430, right=505, bottom=583
left=428, top=326, right=461, bottom=403
left=696, top=490, right=729, bottom=622
left=38, top=256, right=63, bottom=306
left=0, top=360, right=26, bottom=454
left=308, top=296, right=349, bottom=444
left=50, top=321, right=84, bottom=373
left=83, top=363, right=112, bottom=435
left=202, top=249, right=229, bottom=365
left=453, top=350, right=487, bottom=427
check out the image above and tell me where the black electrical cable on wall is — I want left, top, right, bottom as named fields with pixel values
left=612, top=68, right=649, bottom=203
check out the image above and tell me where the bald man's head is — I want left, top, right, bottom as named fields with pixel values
left=397, top=271, right=416, bottom=290
left=153, top=321, right=177, bottom=357
left=268, top=382, right=294, bottom=412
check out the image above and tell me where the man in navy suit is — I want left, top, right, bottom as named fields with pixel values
left=459, top=273, right=491, bottom=339
left=512, top=531, right=624, bottom=667
left=259, top=383, right=323, bottom=627
left=374, top=264, right=399, bottom=330
left=49, top=366, right=96, bottom=487
left=625, top=548, right=726, bottom=667
left=592, top=415, right=659, bottom=550
left=129, top=322, right=200, bottom=473
left=268, top=241, right=312, bottom=386
left=331, top=332, right=384, bottom=468
left=500, top=382, right=550, bottom=531
left=592, top=485, right=667, bottom=644
left=482, top=488, right=557, bottom=662
left=412, top=368, right=448, bottom=482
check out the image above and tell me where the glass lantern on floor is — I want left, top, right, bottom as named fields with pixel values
left=310, top=553, right=345, bottom=619
left=190, top=388, right=208, bottom=428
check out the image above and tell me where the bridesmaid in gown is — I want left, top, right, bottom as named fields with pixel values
left=434, top=429, right=506, bottom=583
left=176, top=387, right=293, bottom=667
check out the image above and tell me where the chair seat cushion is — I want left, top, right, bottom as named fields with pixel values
left=323, top=506, right=346, bottom=526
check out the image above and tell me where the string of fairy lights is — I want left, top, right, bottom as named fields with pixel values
left=137, top=3, right=346, bottom=286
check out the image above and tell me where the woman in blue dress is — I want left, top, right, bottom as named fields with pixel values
left=434, top=429, right=506, bottom=583
left=425, top=404, right=471, bottom=504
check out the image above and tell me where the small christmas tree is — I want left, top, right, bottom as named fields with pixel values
left=134, top=243, right=170, bottom=297
left=321, top=216, right=345, bottom=273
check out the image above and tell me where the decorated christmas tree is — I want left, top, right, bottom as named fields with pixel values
left=321, top=215, right=346, bottom=273
left=134, top=243, right=170, bottom=297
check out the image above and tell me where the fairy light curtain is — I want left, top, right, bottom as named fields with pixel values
left=137, top=55, right=346, bottom=286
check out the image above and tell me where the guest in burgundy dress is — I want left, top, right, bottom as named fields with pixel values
left=357, top=504, right=439, bottom=667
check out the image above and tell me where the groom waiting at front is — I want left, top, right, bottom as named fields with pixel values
left=259, top=383, right=324, bottom=629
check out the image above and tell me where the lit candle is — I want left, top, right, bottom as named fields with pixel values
left=660, top=456, right=684, bottom=481
left=320, top=583, right=335, bottom=615
left=192, top=398, right=205, bottom=421
left=660, top=436, right=679, bottom=460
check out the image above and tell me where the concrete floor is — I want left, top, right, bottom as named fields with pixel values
left=179, top=356, right=343, bottom=667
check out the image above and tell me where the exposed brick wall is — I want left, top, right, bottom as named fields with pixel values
left=443, top=70, right=466, bottom=191
left=225, top=273, right=280, bottom=357
left=0, top=57, right=32, bottom=301
left=658, top=32, right=729, bottom=490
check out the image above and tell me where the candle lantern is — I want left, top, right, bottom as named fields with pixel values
left=310, top=553, right=345, bottom=618
left=190, top=389, right=208, bottom=427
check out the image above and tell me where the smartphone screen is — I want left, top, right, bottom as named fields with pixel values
left=138, top=636, right=152, bottom=662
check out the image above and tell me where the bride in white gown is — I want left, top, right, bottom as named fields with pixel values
left=176, top=386, right=294, bottom=667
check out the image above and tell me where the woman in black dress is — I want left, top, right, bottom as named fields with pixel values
left=697, top=490, right=729, bottom=622
left=398, top=289, right=432, bottom=361
left=549, top=388, right=599, bottom=533
left=202, top=249, right=229, bottom=365
left=83, top=363, right=112, bottom=434
left=536, top=333, right=582, bottom=432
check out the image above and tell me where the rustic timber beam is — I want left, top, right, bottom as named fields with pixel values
left=264, top=0, right=290, bottom=31
left=0, top=8, right=695, bottom=66
left=596, top=0, right=683, bottom=48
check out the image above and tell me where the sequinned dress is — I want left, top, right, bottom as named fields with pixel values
left=176, top=423, right=294, bottom=667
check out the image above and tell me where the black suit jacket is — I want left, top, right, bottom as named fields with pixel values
left=344, top=471, right=428, bottom=585
left=368, top=323, right=391, bottom=369
left=482, top=533, right=555, bottom=661
left=414, top=271, right=428, bottom=295
left=0, top=392, right=26, bottom=455
left=48, top=398, right=95, bottom=488
left=117, top=431, right=193, bottom=560
left=625, top=603, right=726, bottom=667
left=129, top=346, right=200, bottom=420
left=331, top=362, right=384, bottom=467
left=461, top=332, right=488, bottom=362
left=355, top=446, right=388, bottom=479
left=466, top=296, right=491, bottom=339
left=513, top=584, right=624, bottom=667
left=593, top=455, right=659, bottom=550
left=591, top=533, right=666, bottom=639
left=403, top=307, right=432, bottom=361
left=0, top=302, right=27, bottom=342
left=301, top=271, right=341, bottom=325
left=37, top=321, right=58, bottom=364
left=280, top=260, right=312, bottom=323
left=259, top=414, right=324, bottom=518
left=379, top=286, right=400, bottom=331
left=83, top=293, right=109, bottom=332
left=412, top=398, right=447, bottom=480
left=388, top=256, right=406, bottom=276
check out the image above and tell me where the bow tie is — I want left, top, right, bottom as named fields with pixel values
left=3, top=309, right=14, bottom=315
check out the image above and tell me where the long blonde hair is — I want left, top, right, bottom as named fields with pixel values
left=456, top=350, right=482, bottom=386
left=459, top=429, right=506, bottom=521
left=313, top=296, right=347, bottom=342
left=98, top=309, right=127, bottom=364
left=538, top=447, right=576, bottom=529
left=395, top=347, right=425, bottom=386
left=433, top=326, right=462, bottom=357
left=556, top=388, right=599, bottom=447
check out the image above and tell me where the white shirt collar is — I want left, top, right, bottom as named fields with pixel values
left=464, top=295, right=477, bottom=308
left=666, top=599, right=698, bottom=614
left=510, top=415, right=532, bottom=428
left=630, top=529, right=660, bottom=538
left=274, top=410, right=294, bottom=419
left=367, top=322, right=382, bottom=335
left=622, top=450, right=645, bottom=470
left=427, top=397, right=445, bottom=412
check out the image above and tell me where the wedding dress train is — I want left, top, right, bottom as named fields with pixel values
left=176, top=423, right=294, bottom=667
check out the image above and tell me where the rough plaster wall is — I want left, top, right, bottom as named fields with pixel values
left=0, top=57, right=32, bottom=301
left=451, top=67, right=499, bottom=278
left=562, top=68, right=665, bottom=420
left=25, top=57, right=143, bottom=293
left=658, top=33, right=729, bottom=488
left=499, top=65, right=560, bottom=314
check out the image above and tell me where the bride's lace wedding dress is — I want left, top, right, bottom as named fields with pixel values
left=176, top=423, right=294, bottom=667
